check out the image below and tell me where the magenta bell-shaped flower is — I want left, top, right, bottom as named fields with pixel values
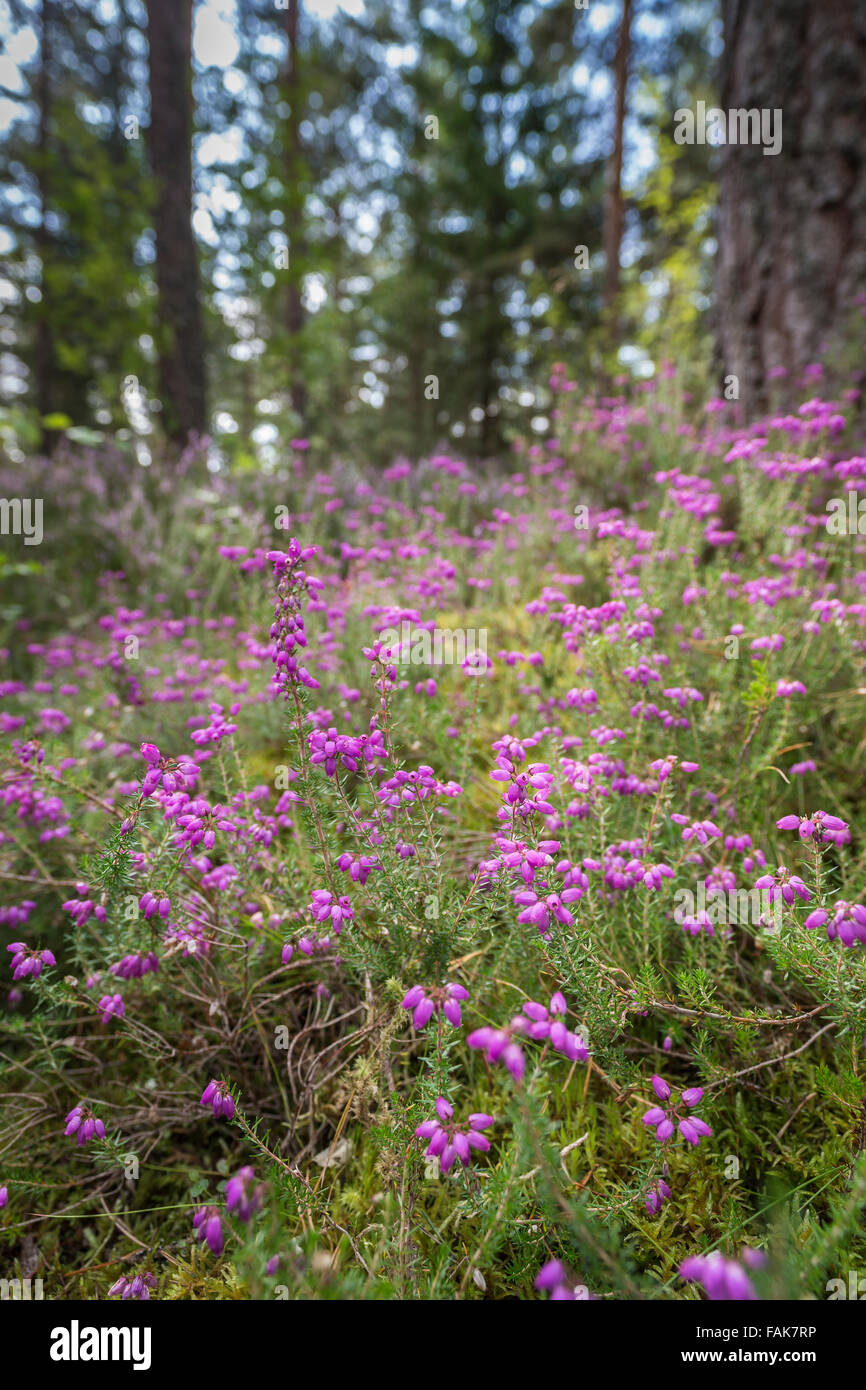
left=415, top=1098, right=494, bottom=1174
left=642, top=1076, right=712, bottom=1148
left=401, top=981, right=470, bottom=1029
left=225, top=1165, right=264, bottom=1222
left=200, top=1078, right=235, bottom=1119
left=64, top=1104, right=106, bottom=1146
left=192, top=1205, right=224, bottom=1255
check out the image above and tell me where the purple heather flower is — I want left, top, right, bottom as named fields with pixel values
left=753, top=868, right=811, bottom=905
left=268, top=542, right=321, bottom=693
left=110, top=951, right=158, bottom=980
left=108, top=1271, right=157, bottom=1300
left=0, top=1185, right=7, bottom=1208
left=679, top=1250, right=762, bottom=1300
left=175, top=799, right=236, bottom=850
left=513, top=888, right=581, bottom=934
left=225, top=1165, right=264, bottom=1222
left=415, top=1097, right=494, bottom=1174
left=6, top=942, right=56, bottom=980
left=308, top=888, right=354, bottom=930
left=776, top=810, right=849, bottom=845
left=65, top=1105, right=105, bottom=1146
left=61, top=883, right=106, bottom=927
left=511, top=993, right=588, bottom=1062
left=535, top=1259, right=590, bottom=1300
left=295, top=931, right=333, bottom=957
left=468, top=992, right=588, bottom=1079
left=645, top=1177, right=672, bottom=1214
left=804, top=900, right=866, bottom=946
left=97, top=993, right=124, bottom=1024
left=200, top=1079, right=235, bottom=1120
left=336, top=852, right=381, bottom=884
left=139, top=743, right=197, bottom=797
left=192, top=1205, right=224, bottom=1255
left=642, top=1077, right=711, bottom=1147
left=401, top=981, right=470, bottom=1029
left=670, top=815, right=722, bottom=845
left=467, top=1025, right=526, bottom=1081
left=139, top=891, right=171, bottom=920
left=0, top=900, right=36, bottom=929
left=535, top=1259, right=571, bottom=1299
left=681, top=910, right=714, bottom=937
left=308, top=727, right=363, bottom=777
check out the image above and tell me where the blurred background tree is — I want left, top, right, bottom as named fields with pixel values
left=0, top=0, right=862, bottom=467
left=716, top=0, right=866, bottom=415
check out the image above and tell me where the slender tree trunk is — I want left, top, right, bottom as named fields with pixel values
left=716, top=0, right=866, bottom=415
left=602, top=0, right=631, bottom=316
left=282, top=0, right=306, bottom=424
left=36, top=0, right=56, bottom=452
left=479, top=274, right=502, bottom=459
left=146, top=0, right=206, bottom=443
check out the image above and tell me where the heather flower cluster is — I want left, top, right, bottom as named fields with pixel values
left=6, top=941, right=55, bottom=979
left=804, top=900, right=866, bottom=946
left=108, top=1271, right=158, bottom=1300
left=64, top=1105, right=105, bottom=1146
left=193, top=1204, right=225, bottom=1256
left=269, top=541, right=321, bottom=694
left=200, top=1079, right=235, bottom=1120
left=642, top=1076, right=712, bottom=1147
left=402, top=981, right=469, bottom=1028
left=2, top=382, right=864, bottom=1307
left=776, top=810, right=849, bottom=846
left=467, top=992, right=587, bottom=1081
left=679, top=1249, right=765, bottom=1301
left=535, top=1259, right=591, bottom=1300
left=192, top=1164, right=265, bottom=1258
left=415, top=1097, right=494, bottom=1174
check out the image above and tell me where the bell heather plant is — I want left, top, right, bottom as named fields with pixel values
left=1, top=377, right=866, bottom=1302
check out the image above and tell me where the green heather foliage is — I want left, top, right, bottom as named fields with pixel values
left=1, top=372, right=866, bottom=1301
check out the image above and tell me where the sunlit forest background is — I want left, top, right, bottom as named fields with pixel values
left=4, top=0, right=861, bottom=471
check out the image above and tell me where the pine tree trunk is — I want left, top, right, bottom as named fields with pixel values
left=146, top=0, right=206, bottom=444
left=283, top=0, right=306, bottom=425
left=603, top=0, right=631, bottom=315
left=36, top=0, right=56, bottom=452
left=716, top=0, right=866, bottom=415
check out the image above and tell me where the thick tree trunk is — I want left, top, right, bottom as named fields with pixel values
left=602, top=0, right=631, bottom=315
left=716, top=0, right=866, bottom=415
left=146, top=0, right=206, bottom=443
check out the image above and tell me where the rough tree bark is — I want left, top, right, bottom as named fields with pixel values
left=146, top=0, right=206, bottom=444
left=716, top=0, right=866, bottom=416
